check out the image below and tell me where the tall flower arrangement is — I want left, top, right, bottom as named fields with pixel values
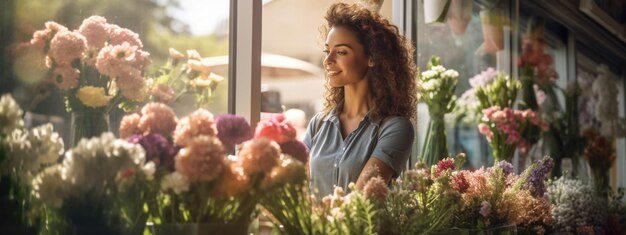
left=419, top=56, right=459, bottom=166
left=31, top=133, right=153, bottom=234
left=0, top=94, right=64, bottom=230
left=25, top=16, right=151, bottom=146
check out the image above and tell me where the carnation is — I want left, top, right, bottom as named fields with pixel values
left=128, top=133, right=177, bottom=171
left=77, top=15, right=110, bottom=49
left=173, top=108, right=217, bottom=146
left=0, top=94, right=24, bottom=135
left=49, top=30, right=87, bottom=65
left=238, top=138, right=281, bottom=175
left=119, top=113, right=141, bottom=139
left=150, top=84, right=176, bottom=104
left=51, top=66, right=80, bottom=90
left=254, top=114, right=297, bottom=143
left=109, top=25, right=143, bottom=48
left=215, top=114, right=253, bottom=153
left=138, top=102, right=178, bottom=137
left=175, top=135, right=224, bottom=182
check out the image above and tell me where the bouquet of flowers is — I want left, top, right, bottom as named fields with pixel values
left=478, top=106, right=549, bottom=162
left=419, top=56, right=459, bottom=166
left=25, top=15, right=151, bottom=145
left=148, top=48, right=224, bottom=108
left=548, top=177, right=607, bottom=233
left=582, top=128, right=615, bottom=198
left=454, top=157, right=555, bottom=234
left=456, top=67, right=499, bottom=123
left=0, top=94, right=64, bottom=230
left=31, top=132, right=153, bottom=234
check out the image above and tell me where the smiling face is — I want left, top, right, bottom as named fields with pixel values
left=323, top=26, right=372, bottom=88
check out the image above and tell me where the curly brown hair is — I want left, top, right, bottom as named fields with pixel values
left=321, top=2, right=418, bottom=120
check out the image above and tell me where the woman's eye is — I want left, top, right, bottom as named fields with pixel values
left=337, top=51, right=347, bottom=55
left=323, top=50, right=330, bottom=55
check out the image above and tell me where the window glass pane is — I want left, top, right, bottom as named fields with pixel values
left=2, top=0, right=230, bottom=145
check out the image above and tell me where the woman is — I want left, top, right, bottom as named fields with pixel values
left=303, top=2, right=418, bottom=197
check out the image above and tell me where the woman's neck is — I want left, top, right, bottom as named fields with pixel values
left=342, top=80, right=370, bottom=119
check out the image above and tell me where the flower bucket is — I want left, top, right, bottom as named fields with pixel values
left=447, top=0, right=473, bottom=37
left=424, top=0, right=452, bottom=24
left=150, top=222, right=250, bottom=235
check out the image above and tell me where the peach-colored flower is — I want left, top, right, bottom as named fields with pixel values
left=119, top=113, right=141, bottom=139
left=212, top=159, right=250, bottom=197
left=169, top=48, right=185, bottom=59
left=363, top=176, right=389, bottom=201
left=137, top=102, right=178, bottom=137
left=175, top=135, right=225, bottom=182
left=78, top=15, right=110, bottom=49
left=151, top=84, right=176, bottom=104
left=186, top=50, right=202, bottom=60
left=50, top=65, right=79, bottom=90
left=49, top=31, right=87, bottom=66
left=95, top=42, right=138, bottom=78
left=238, top=138, right=281, bottom=175
left=261, top=154, right=306, bottom=189
left=173, top=108, right=218, bottom=146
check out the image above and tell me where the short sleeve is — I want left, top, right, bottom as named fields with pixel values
left=303, top=112, right=322, bottom=150
left=371, top=117, right=415, bottom=177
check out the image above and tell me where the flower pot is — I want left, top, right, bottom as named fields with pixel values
left=70, top=109, right=109, bottom=147
left=447, top=0, right=473, bottom=36
left=424, top=0, right=452, bottom=24
left=150, top=222, right=250, bottom=235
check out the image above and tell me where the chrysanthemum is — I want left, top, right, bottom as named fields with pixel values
left=78, top=15, right=110, bottom=49
left=150, top=84, right=176, bottom=104
left=128, top=133, right=177, bottom=171
left=215, top=114, right=253, bottom=153
left=173, top=108, right=217, bottom=146
left=237, top=138, right=281, bottom=175
left=138, top=102, right=178, bottom=138
left=30, top=21, right=68, bottom=49
left=175, top=135, right=225, bottom=182
left=95, top=42, right=139, bottom=78
left=108, top=26, right=143, bottom=48
left=0, top=94, right=24, bottom=134
left=49, top=31, right=87, bottom=66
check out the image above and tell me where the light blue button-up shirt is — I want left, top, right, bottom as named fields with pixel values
left=303, top=109, right=415, bottom=197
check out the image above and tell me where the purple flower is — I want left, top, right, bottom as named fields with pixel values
left=479, top=201, right=491, bottom=217
left=279, top=139, right=309, bottom=164
left=469, top=67, right=498, bottom=88
left=525, top=156, right=554, bottom=197
left=498, top=160, right=514, bottom=175
left=128, top=133, right=178, bottom=171
left=216, top=114, right=253, bottom=153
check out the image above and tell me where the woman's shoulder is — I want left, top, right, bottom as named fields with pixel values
left=378, top=116, right=414, bottom=134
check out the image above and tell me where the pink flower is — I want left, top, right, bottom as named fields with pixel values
left=363, top=176, right=389, bottom=201
left=238, top=138, right=281, bottom=175
left=30, top=21, right=68, bottom=49
left=138, top=102, right=178, bottom=137
left=78, top=15, right=110, bottom=49
left=490, top=110, right=506, bottom=123
left=95, top=42, right=140, bottom=78
left=119, top=113, right=141, bottom=139
left=279, top=140, right=309, bottom=164
left=479, top=201, right=491, bottom=217
left=108, top=25, right=143, bottom=48
left=50, top=66, right=79, bottom=90
left=173, top=108, right=218, bottom=146
left=49, top=31, right=87, bottom=66
left=215, top=114, right=253, bottom=153
left=478, top=123, right=493, bottom=141
left=451, top=172, right=469, bottom=193
left=482, top=106, right=500, bottom=119
left=175, top=135, right=225, bottom=182
left=151, top=84, right=176, bottom=104
left=436, top=158, right=455, bottom=177
left=254, top=114, right=297, bottom=143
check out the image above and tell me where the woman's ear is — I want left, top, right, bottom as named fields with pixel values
left=368, top=58, right=375, bottom=67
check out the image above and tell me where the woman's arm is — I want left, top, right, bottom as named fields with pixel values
left=355, top=157, right=394, bottom=190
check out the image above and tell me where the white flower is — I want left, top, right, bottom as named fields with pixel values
left=421, top=70, right=438, bottom=79
left=142, top=161, right=156, bottom=180
left=0, top=94, right=24, bottom=135
left=32, top=166, right=66, bottom=208
left=432, top=65, right=446, bottom=73
left=1, top=124, right=64, bottom=183
left=421, top=79, right=441, bottom=91
left=62, top=132, right=146, bottom=195
left=161, top=172, right=190, bottom=194
left=442, top=69, right=459, bottom=79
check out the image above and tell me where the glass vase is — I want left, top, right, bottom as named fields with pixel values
left=421, top=117, right=449, bottom=166
left=70, top=109, right=109, bottom=147
left=150, top=222, right=250, bottom=235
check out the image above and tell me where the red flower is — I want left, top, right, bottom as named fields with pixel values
left=254, top=114, right=296, bottom=143
left=451, top=173, right=469, bottom=193
left=436, top=158, right=455, bottom=177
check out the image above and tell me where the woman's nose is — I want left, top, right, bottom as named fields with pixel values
left=324, top=53, right=335, bottom=65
